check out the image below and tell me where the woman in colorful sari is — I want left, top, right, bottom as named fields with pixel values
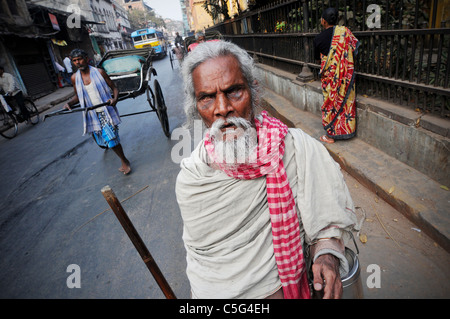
left=313, top=8, right=360, bottom=144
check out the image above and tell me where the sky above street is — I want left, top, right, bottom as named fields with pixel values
left=145, top=0, right=183, bottom=21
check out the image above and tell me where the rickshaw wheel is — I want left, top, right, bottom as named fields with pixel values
left=169, top=51, right=174, bottom=69
left=154, top=80, right=170, bottom=138
left=146, top=83, right=156, bottom=112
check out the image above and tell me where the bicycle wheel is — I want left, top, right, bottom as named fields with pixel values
left=154, top=80, right=170, bottom=138
left=0, top=111, right=18, bottom=139
left=24, top=98, right=39, bottom=124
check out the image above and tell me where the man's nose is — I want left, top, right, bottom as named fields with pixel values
left=215, top=93, right=232, bottom=118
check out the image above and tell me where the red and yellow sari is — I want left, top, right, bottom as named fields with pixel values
left=320, top=26, right=359, bottom=140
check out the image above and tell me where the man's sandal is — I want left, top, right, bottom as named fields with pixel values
left=320, top=135, right=335, bottom=144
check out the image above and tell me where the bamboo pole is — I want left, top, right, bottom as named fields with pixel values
left=101, top=185, right=176, bottom=299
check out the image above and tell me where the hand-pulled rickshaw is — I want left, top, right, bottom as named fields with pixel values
left=44, top=47, right=170, bottom=140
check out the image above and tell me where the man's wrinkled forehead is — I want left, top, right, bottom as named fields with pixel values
left=192, top=55, right=247, bottom=93
left=193, top=54, right=242, bottom=78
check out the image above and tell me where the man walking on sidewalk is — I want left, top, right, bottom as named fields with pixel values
left=63, top=49, right=131, bottom=175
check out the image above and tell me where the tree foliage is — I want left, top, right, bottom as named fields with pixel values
left=202, top=0, right=231, bottom=21
left=128, top=9, right=166, bottom=30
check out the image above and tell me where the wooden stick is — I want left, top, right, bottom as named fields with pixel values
left=101, top=185, right=176, bottom=299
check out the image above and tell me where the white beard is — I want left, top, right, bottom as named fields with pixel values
left=208, top=117, right=258, bottom=167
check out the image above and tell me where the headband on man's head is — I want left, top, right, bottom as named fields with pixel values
left=322, top=7, right=338, bottom=25
left=70, top=48, right=88, bottom=59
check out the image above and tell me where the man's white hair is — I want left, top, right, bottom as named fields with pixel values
left=181, top=40, right=261, bottom=128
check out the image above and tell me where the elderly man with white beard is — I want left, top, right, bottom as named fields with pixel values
left=175, top=41, right=357, bottom=299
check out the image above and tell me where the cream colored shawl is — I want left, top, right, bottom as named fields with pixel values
left=176, top=128, right=356, bottom=299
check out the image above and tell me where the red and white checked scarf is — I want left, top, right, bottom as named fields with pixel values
left=204, top=111, right=310, bottom=299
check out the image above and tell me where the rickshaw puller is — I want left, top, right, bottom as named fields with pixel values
left=63, top=49, right=131, bottom=175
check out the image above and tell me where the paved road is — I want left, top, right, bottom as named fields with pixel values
left=0, top=54, right=448, bottom=299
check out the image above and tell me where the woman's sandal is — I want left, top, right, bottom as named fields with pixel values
left=320, top=135, right=335, bottom=144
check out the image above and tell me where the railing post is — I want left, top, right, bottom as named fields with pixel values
left=296, top=0, right=314, bottom=82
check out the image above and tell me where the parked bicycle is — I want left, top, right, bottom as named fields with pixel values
left=0, top=95, right=39, bottom=139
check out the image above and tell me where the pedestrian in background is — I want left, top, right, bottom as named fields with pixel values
left=313, top=8, right=360, bottom=144
left=55, top=61, right=72, bottom=87
left=172, top=43, right=184, bottom=66
left=93, top=52, right=102, bottom=66
left=63, top=55, right=73, bottom=78
left=187, top=31, right=206, bottom=52
left=175, top=32, right=183, bottom=47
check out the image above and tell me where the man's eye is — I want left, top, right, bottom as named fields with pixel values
left=227, top=88, right=243, bottom=100
left=199, top=95, right=213, bottom=102
left=197, top=95, right=214, bottom=108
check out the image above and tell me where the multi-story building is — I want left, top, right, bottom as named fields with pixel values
left=89, top=0, right=125, bottom=55
left=0, top=0, right=133, bottom=98
left=118, top=0, right=151, bottom=11
left=0, top=0, right=96, bottom=97
left=187, top=0, right=214, bottom=33
left=184, top=0, right=250, bottom=34
left=179, top=0, right=190, bottom=36
left=113, top=0, right=133, bottom=49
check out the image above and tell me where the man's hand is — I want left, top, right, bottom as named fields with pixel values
left=107, top=98, right=118, bottom=107
left=63, top=103, right=71, bottom=110
left=311, top=254, right=342, bottom=299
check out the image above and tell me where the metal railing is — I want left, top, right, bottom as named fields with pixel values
left=207, top=0, right=450, bottom=117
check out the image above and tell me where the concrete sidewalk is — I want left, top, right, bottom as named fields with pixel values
left=261, top=87, right=450, bottom=253
left=33, top=86, right=75, bottom=113
left=0, top=87, right=73, bottom=133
